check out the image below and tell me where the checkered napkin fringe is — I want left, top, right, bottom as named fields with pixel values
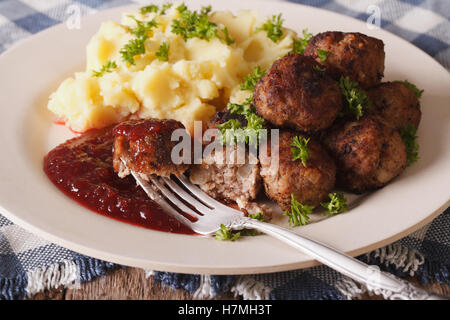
left=0, top=0, right=449, bottom=300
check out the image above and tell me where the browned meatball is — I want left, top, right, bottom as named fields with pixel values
left=253, top=54, right=343, bottom=133
left=259, top=130, right=336, bottom=210
left=367, top=82, right=421, bottom=130
left=113, top=119, right=190, bottom=179
left=304, top=31, right=385, bottom=88
left=322, top=116, right=407, bottom=193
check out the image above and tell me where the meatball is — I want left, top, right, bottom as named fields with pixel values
left=189, top=145, right=264, bottom=215
left=322, top=116, right=407, bottom=193
left=367, top=81, right=421, bottom=130
left=253, top=54, right=343, bottom=133
left=304, top=31, right=385, bottom=88
left=259, top=130, right=336, bottom=210
left=113, top=119, right=190, bottom=179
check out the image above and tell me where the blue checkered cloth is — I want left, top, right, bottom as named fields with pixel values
left=0, top=0, right=449, bottom=300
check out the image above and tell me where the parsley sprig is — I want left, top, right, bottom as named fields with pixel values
left=321, top=192, right=347, bottom=216
left=140, top=3, right=173, bottom=15
left=291, top=136, right=310, bottom=166
left=240, top=66, right=266, bottom=91
left=155, top=42, right=170, bottom=61
left=171, top=4, right=235, bottom=45
left=217, top=66, right=266, bottom=146
left=292, top=29, right=313, bottom=55
left=256, top=13, right=284, bottom=43
left=284, top=194, right=314, bottom=227
left=215, top=224, right=241, bottom=241
left=92, top=60, right=117, bottom=77
left=400, top=124, right=419, bottom=166
left=395, top=80, right=424, bottom=99
left=317, top=49, right=330, bottom=62
left=338, top=76, right=371, bottom=120
left=120, top=17, right=158, bottom=65
left=248, top=212, right=265, bottom=221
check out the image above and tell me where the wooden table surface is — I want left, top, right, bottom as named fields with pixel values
left=28, top=266, right=449, bottom=300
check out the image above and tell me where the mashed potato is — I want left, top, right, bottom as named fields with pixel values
left=48, top=4, right=297, bottom=134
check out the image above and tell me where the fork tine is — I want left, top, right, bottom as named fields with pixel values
left=129, top=171, right=194, bottom=228
left=150, top=176, right=203, bottom=218
left=162, top=177, right=213, bottom=213
left=176, top=175, right=243, bottom=214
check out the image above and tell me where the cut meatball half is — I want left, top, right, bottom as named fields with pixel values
left=259, top=130, right=336, bottom=210
left=113, top=119, right=190, bottom=179
left=322, top=115, right=407, bottom=193
left=189, top=145, right=265, bottom=215
left=367, top=81, right=421, bottom=130
left=304, top=31, right=385, bottom=88
left=253, top=54, right=343, bottom=133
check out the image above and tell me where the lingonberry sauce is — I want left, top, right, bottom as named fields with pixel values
left=43, top=126, right=194, bottom=234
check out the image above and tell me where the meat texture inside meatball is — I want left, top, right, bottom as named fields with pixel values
left=253, top=54, right=343, bottom=133
left=113, top=118, right=190, bottom=179
left=367, top=81, right=421, bottom=130
left=189, top=145, right=265, bottom=215
left=304, top=31, right=385, bottom=89
left=259, top=130, right=336, bottom=210
left=322, top=116, right=407, bottom=193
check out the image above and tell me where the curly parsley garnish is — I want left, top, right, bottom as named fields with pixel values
left=291, top=136, right=310, bottom=166
left=400, top=124, right=419, bottom=166
left=217, top=66, right=266, bottom=146
left=120, top=17, right=158, bottom=65
left=338, top=76, right=371, bottom=120
left=120, top=38, right=147, bottom=65
left=155, top=42, right=170, bottom=61
left=317, top=49, right=330, bottom=62
left=240, top=66, right=266, bottom=91
left=172, top=4, right=217, bottom=41
left=321, top=192, right=347, bottom=216
left=256, top=13, right=284, bottom=43
left=215, top=224, right=241, bottom=241
left=248, top=212, right=265, bottom=221
left=140, top=3, right=172, bottom=15
left=284, top=194, right=314, bottom=227
left=92, top=60, right=117, bottom=77
left=292, top=29, right=313, bottom=55
left=222, top=27, right=235, bottom=45
left=128, top=16, right=158, bottom=39
left=395, top=80, right=424, bottom=99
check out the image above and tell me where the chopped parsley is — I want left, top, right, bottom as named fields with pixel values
left=292, top=29, right=313, bottom=55
left=140, top=3, right=173, bottom=15
left=92, top=60, right=117, bottom=77
left=120, top=17, right=158, bottom=65
left=215, top=224, right=241, bottom=241
left=128, top=16, right=158, bottom=39
left=317, top=49, right=330, bottom=62
left=400, top=124, right=419, bottom=166
left=338, top=76, right=371, bottom=120
left=120, top=38, right=147, bottom=65
left=155, top=42, right=170, bottom=61
left=248, top=212, right=265, bottom=221
left=171, top=4, right=219, bottom=41
left=222, top=27, right=235, bottom=45
left=291, top=136, right=310, bottom=167
left=284, top=194, right=314, bottom=227
left=240, top=66, right=266, bottom=91
left=313, top=65, right=326, bottom=72
left=256, top=13, right=284, bottom=43
left=395, top=80, right=424, bottom=99
left=321, top=192, right=347, bottom=216
left=217, top=66, right=266, bottom=147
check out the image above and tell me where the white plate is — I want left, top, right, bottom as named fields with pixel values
left=0, top=0, right=449, bottom=275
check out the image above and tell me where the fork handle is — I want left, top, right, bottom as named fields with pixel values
left=244, top=220, right=446, bottom=300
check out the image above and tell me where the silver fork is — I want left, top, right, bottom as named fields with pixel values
left=128, top=168, right=445, bottom=300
